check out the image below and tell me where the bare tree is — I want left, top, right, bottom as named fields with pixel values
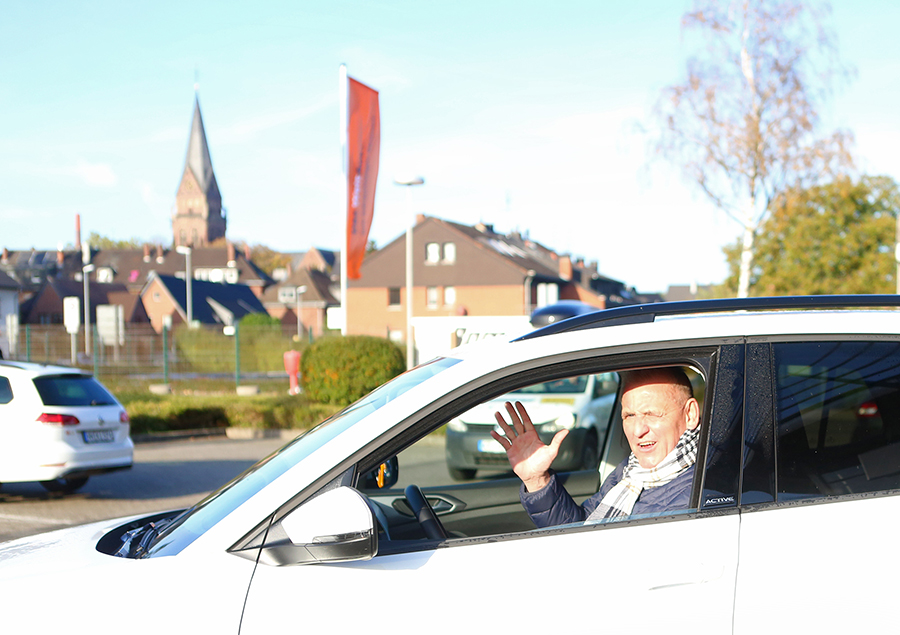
left=655, top=0, right=853, bottom=297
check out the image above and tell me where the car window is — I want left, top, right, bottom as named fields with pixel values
left=774, top=341, right=900, bottom=500
left=32, top=374, right=118, bottom=406
left=358, top=362, right=708, bottom=551
left=0, top=377, right=12, bottom=404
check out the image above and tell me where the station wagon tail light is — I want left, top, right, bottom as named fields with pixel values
left=120, top=411, right=130, bottom=423
left=37, top=413, right=80, bottom=426
left=858, top=402, right=879, bottom=418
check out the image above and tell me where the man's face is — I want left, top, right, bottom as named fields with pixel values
left=621, top=379, right=697, bottom=469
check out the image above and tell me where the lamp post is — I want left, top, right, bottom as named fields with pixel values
left=394, top=176, right=425, bottom=370
left=175, top=245, right=193, bottom=327
left=295, top=285, right=308, bottom=341
left=82, top=264, right=95, bottom=355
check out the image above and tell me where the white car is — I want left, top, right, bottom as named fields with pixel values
left=0, top=361, right=133, bottom=492
left=444, top=372, right=618, bottom=479
left=1, top=296, right=899, bottom=634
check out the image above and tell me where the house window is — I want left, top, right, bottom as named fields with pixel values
left=426, top=286, right=439, bottom=309
left=444, top=286, right=456, bottom=306
left=425, top=242, right=441, bottom=264
left=225, top=269, right=239, bottom=283
left=388, top=288, right=401, bottom=307
left=96, top=267, right=114, bottom=283
left=442, top=242, right=456, bottom=264
left=536, top=282, right=559, bottom=307
left=209, top=269, right=224, bottom=283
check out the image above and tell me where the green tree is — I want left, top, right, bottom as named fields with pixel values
left=720, top=175, right=900, bottom=295
left=654, top=0, right=853, bottom=298
left=86, top=232, right=143, bottom=249
left=250, top=244, right=291, bottom=276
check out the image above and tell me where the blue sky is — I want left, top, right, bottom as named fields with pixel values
left=2, top=1, right=898, bottom=293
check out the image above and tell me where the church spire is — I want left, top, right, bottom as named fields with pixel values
left=185, top=95, right=217, bottom=196
left=173, top=91, right=226, bottom=248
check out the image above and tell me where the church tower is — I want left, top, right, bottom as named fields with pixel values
left=173, top=95, right=226, bottom=247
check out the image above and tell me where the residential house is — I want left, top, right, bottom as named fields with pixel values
left=0, top=270, right=19, bottom=358
left=260, top=267, right=339, bottom=339
left=89, top=242, right=272, bottom=296
left=0, top=248, right=82, bottom=296
left=19, top=277, right=149, bottom=326
left=140, top=273, right=268, bottom=333
left=346, top=215, right=622, bottom=349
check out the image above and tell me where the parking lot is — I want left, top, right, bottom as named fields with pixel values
left=0, top=436, right=286, bottom=543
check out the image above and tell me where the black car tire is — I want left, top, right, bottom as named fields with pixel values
left=40, top=476, right=89, bottom=493
left=448, top=467, right=477, bottom=481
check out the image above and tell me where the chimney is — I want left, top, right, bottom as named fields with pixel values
left=1, top=248, right=7, bottom=264
left=156, top=244, right=164, bottom=264
left=57, top=249, right=64, bottom=265
left=227, top=242, right=236, bottom=265
left=243, top=243, right=251, bottom=260
left=559, top=255, right=573, bottom=281
left=143, top=244, right=151, bottom=262
left=75, top=214, right=82, bottom=251
left=416, top=213, right=426, bottom=225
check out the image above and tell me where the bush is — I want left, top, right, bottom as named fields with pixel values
left=123, top=392, right=342, bottom=434
left=301, top=335, right=405, bottom=404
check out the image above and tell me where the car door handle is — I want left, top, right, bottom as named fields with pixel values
left=391, top=493, right=466, bottom=516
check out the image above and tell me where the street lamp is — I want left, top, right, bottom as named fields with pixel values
left=82, top=263, right=95, bottom=355
left=175, top=245, right=193, bottom=328
left=394, top=175, right=425, bottom=370
left=295, top=285, right=308, bottom=341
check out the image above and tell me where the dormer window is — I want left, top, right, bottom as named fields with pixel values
left=278, top=287, right=297, bottom=304
left=96, top=267, right=114, bottom=283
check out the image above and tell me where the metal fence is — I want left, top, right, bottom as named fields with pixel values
left=7, top=323, right=306, bottom=386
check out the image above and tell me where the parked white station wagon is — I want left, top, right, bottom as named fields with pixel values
left=1, top=296, right=898, bottom=634
left=0, top=361, right=133, bottom=492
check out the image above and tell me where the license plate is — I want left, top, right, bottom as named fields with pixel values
left=477, top=438, right=505, bottom=454
left=83, top=430, right=115, bottom=444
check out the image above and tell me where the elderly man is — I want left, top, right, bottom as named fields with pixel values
left=492, top=367, right=701, bottom=526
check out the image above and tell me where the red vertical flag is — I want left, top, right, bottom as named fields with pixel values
left=346, top=77, right=380, bottom=280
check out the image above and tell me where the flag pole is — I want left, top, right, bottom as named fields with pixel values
left=339, top=63, right=348, bottom=336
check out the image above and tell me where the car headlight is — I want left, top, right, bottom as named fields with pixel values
left=448, top=419, right=467, bottom=432
left=541, top=412, right=577, bottom=433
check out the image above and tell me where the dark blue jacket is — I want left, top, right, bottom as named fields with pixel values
left=520, top=462, right=695, bottom=528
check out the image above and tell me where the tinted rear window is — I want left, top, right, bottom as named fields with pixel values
left=32, top=374, right=118, bottom=406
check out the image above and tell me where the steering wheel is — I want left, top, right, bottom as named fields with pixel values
left=404, top=484, right=449, bottom=540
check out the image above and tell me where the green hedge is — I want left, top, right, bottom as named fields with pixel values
left=301, top=335, right=405, bottom=404
left=121, top=392, right=342, bottom=434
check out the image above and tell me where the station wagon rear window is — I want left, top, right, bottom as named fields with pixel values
left=32, top=374, right=118, bottom=407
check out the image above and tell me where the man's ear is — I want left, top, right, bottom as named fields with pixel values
left=685, top=398, right=701, bottom=430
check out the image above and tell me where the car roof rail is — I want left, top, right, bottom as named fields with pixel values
left=515, top=294, right=900, bottom=341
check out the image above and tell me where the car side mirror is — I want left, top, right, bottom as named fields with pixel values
left=360, top=456, right=399, bottom=490
left=258, top=487, right=377, bottom=567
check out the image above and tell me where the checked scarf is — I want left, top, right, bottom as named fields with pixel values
left=584, top=426, right=700, bottom=523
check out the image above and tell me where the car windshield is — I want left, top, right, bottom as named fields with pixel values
left=32, top=374, right=118, bottom=406
left=143, top=356, right=461, bottom=558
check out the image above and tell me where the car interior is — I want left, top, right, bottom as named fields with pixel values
left=354, top=362, right=707, bottom=553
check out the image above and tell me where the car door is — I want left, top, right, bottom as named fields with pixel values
left=240, top=348, right=743, bottom=634
left=734, top=339, right=900, bottom=633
